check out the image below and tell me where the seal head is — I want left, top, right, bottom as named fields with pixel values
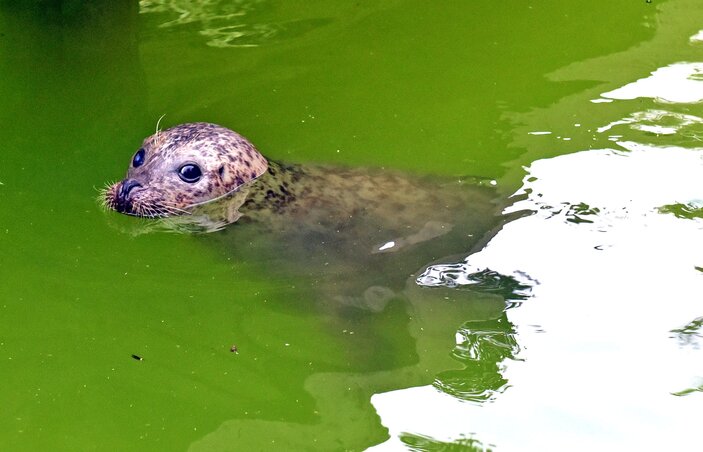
left=104, top=123, right=268, bottom=217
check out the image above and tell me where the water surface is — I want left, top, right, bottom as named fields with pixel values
left=1, top=0, right=701, bottom=450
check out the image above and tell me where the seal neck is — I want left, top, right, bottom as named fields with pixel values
left=239, top=159, right=304, bottom=220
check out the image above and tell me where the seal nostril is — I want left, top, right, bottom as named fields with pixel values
left=118, top=179, right=142, bottom=201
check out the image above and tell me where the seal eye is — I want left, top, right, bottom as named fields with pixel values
left=132, top=148, right=145, bottom=168
left=178, top=164, right=202, bottom=183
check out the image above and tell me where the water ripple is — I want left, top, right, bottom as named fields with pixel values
left=140, top=0, right=330, bottom=47
left=416, top=265, right=534, bottom=302
left=670, top=316, right=703, bottom=348
left=433, top=319, right=519, bottom=404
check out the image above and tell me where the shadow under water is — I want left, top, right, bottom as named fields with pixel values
left=106, top=160, right=527, bottom=450
left=196, top=171, right=525, bottom=449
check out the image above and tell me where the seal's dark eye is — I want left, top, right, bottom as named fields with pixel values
left=178, top=164, right=202, bottom=183
left=132, top=148, right=145, bottom=168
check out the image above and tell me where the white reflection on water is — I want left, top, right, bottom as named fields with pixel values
left=372, top=142, right=703, bottom=451
left=690, top=29, right=703, bottom=43
left=601, top=63, right=703, bottom=103
left=597, top=109, right=703, bottom=135
left=370, top=60, right=703, bottom=449
left=372, top=143, right=703, bottom=450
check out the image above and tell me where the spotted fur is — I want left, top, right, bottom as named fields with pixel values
left=104, top=123, right=268, bottom=217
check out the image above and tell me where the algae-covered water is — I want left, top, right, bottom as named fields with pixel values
left=1, top=1, right=702, bottom=450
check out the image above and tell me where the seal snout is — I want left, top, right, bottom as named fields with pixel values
left=115, top=178, right=142, bottom=212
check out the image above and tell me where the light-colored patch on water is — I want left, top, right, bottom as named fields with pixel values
left=374, top=141, right=703, bottom=451
left=689, top=29, right=703, bottom=42
left=602, top=62, right=703, bottom=103
left=597, top=109, right=703, bottom=135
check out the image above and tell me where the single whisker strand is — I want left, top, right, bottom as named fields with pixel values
left=159, top=203, right=191, bottom=215
left=155, top=114, right=166, bottom=135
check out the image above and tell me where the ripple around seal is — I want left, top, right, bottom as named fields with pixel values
left=416, top=264, right=533, bottom=302
left=398, top=432, right=494, bottom=452
left=430, top=318, right=519, bottom=404
left=595, top=109, right=703, bottom=148
left=658, top=201, right=703, bottom=220
left=452, top=320, right=520, bottom=363
left=670, top=316, right=703, bottom=348
left=433, top=369, right=510, bottom=405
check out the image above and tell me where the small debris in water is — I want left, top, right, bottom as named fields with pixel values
left=230, top=345, right=238, bottom=354
left=378, top=241, right=395, bottom=251
left=131, top=354, right=143, bottom=361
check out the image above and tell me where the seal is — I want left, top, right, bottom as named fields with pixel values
left=102, top=122, right=504, bottom=311
left=103, top=122, right=498, bottom=248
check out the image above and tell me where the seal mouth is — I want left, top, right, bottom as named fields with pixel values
left=100, top=181, right=191, bottom=218
left=100, top=171, right=259, bottom=225
left=99, top=180, right=252, bottom=233
left=115, top=200, right=191, bottom=218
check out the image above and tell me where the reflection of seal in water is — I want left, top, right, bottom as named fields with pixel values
left=103, top=122, right=497, bottom=249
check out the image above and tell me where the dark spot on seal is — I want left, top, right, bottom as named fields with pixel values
left=219, top=166, right=225, bottom=179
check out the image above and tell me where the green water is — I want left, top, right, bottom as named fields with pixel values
left=2, top=0, right=702, bottom=450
